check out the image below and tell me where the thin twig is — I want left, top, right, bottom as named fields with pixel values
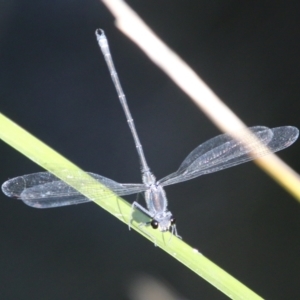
left=100, top=0, right=300, bottom=200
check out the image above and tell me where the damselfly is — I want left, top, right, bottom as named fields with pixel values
left=2, top=29, right=299, bottom=237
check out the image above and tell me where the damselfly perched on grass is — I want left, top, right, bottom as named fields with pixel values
left=2, top=29, right=299, bottom=237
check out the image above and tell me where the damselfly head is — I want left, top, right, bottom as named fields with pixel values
left=150, top=212, right=176, bottom=232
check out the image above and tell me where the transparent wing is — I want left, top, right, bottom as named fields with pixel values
left=158, top=126, right=299, bottom=187
left=2, top=171, right=147, bottom=208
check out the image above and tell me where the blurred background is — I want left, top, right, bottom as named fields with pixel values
left=0, top=1, right=300, bottom=299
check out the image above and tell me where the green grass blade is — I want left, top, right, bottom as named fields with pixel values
left=0, top=113, right=263, bottom=300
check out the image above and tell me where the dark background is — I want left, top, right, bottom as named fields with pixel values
left=0, top=1, right=300, bottom=299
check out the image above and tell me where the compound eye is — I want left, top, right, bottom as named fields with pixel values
left=170, top=216, right=176, bottom=225
left=151, top=220, right=159, bottom=229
